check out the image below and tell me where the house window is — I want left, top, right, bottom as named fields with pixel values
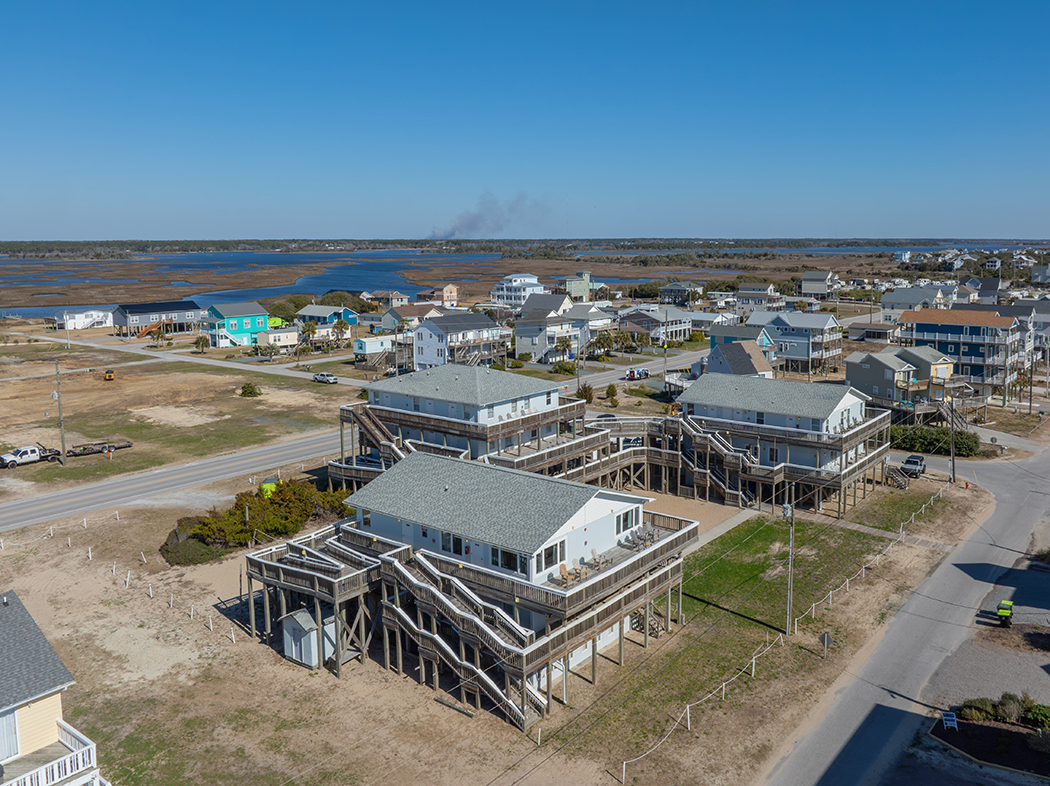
left=488, top=405, right=495, bottom=418
left=0, top=706, right=18, bottom=761
left=768, top=447, right=779, bottom=463
left=491, top=546, right=500, bottom=567
left=437, top=348, right=444, bottom=357
left=229, top=320, right=238, bottom=330
left=420, top=526, right=428, bottom=540
left=884, top=369, right=893, bottom=380
left=130, top=316, right=139, bottom=324
left=538, top=540, right=566, bottom=572
left=362, top=511, right=371, bottom=528
left=412, top=397, right=420, bottom=411
left=546, top=392, right=552, bottom=405
left=812, top=418, right=822, bottom=431
left=948, top=345, right=955, bottom=352
left=756, top=412, right=764, bottom=425
left=500, top=549, right=519, bottom=572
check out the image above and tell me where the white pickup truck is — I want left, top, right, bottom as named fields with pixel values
left=1, top=445, right=62, bottom=468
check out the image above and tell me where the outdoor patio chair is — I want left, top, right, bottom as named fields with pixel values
left=591, top=548, right=610, bottom=570
left=572, top=558, right=588, bottom=582
left=559, top=563, right=573, bottom=588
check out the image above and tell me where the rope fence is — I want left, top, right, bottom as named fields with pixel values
left=620, top=481, right=950, bottom=782
left=0, top=509, right=121, bottom=549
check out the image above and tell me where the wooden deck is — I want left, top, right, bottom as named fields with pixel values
left=1, top=742, right=70, bottom=784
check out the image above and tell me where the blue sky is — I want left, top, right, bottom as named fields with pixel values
left=2, top=1, right=1048, bottom=240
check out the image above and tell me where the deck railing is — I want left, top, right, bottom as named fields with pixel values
left=7, top=720, right=98, bottom=786
left=421, top=520, right=699, bottom=616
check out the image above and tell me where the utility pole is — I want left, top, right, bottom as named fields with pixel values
left=949, top=397, right=956, bottom=483
left=54, top=361, right=66, bottom=466
left=784, top=484, right=795, bottom=636
left=63, top=312, right=70, bottom=349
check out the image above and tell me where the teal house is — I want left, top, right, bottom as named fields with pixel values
left=202, top=301, right=270, bottom=348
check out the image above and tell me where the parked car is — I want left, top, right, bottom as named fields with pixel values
left=901, top=455, right=926, bottom=477
left=312, top=372, right=338, bottom=384
left=625, top=368, right=651, bottom=381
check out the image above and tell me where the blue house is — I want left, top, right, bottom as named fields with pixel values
left=296, top=305, right=359, bottom=329
left=708, top=324, right=779, bottom=369
left=898, top=307, right=1023, bottom=398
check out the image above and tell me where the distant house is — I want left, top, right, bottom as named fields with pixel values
left=381, top=303, right=445, bottom=333
left=705, top=291, right=738, bottom=310
left=845, top=345, right=961, bottom=417
left=734, top=284, right=786, bottom=316
left=490, top=274, right=547, bottom=308
left=257, top=327, right=299, bottom=350
left=413, top=313, right=507, bottom=370
left=619, top=307, right=692, bottom=344
left=0, top=590, right=106, bottom=785
left=798, top=270, right=839, bottom=300
left=514, top=308, right=587, bottom=364
left=112, top=299, right=208, bottom=338
left=552, top=271, right=604, bottom=302
left=690, top=312, right=737, bottom=333
left=202, top=301, right=270, bottom=348
left=1032, top=266, right=1050, bottom=285
left=708, top=324, right=779, bottom=368
left=700, top=340, right=773, bottom=379
left=745, top=311, right=842, bottom=373
left=296, top=305, right=359, bottom=329
left=959, top=277, right=1005, bottom=305
left=519, top=293, right=572, bottom=316
left=658, top=281, right=705, bottom=305
left=879, top=286, right=950, bottom=323
left=49, top=309, right=113, bottom=331
left=370, top=291, right=409, bottom=310
left=417, top=284, right=459, bottom=307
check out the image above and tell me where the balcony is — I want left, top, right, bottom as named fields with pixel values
left=482, top=426, right=610, bottom=472
left=683, top=409, right=891, bottom=450
left=423, top=511, right=699, bottom=618
left=2, top=720, right=104, bottom=786
left=360, top=399, right=587, bottom=443
left=900, top=329, right=1017, bottom=346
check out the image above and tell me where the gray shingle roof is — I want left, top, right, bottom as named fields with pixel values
left=419, top=313, right=497, bottom=333
left=893, top=345, right=952, bottom=365
left=677, top=375, right=866, bottom=420
left=801, top=270, right=834, bottom=281
left=297, top=305, right=349, bottom=318
left=0, top=591, right=74, bottom=713
left=366, top=364, right=560, bottom=406
left=711, top=341, right=771, bottom=376
left=346, top=453, right=602, bottom=553
left=209, top=301, right=267, bottom=318
left=880, top=287, right=944, bottom=306
left=710, top=324, right=767, bottom=341
left=519, top=294, right=571, bottom=314
left=747, top=311, right=839, bottom=329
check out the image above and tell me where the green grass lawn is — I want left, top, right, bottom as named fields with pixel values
left=557, top=516, right=882, bottom=753
left=848, top=485, right=945, bottom=532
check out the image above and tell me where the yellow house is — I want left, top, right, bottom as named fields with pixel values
left=0, top=591, right=107, bottom=786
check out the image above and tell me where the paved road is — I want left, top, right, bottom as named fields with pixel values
left=0, top=430, right=341, bottom=534
left=761, top=447, right=1049, bottom=785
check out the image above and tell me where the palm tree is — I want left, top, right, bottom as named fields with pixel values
left=593, top=331, right=614, bottom=359
left=194, top=334, right=210, bottom=354
left=296, top=320, right=317, bottom=364
left=555, top=335, right=572, bottom=361
left=150, top=327, right=166, bottom=346
left=332, top=318, right=349, bottom=348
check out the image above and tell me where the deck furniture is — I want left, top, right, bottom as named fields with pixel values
left=559, top=562, right=573, bottom=588
left=591, top=548, right=610, bottom=570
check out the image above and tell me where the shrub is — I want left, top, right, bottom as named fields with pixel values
left=551, top=360, right=576, bottom=375
left=160, top=517, right=230, bottom=566
left=1027, top=704, right=1050, bottom=730
left=605, top=383, right=617, bottom=400
left=609, top=396, right=619, bottom=408
left=889, top=425, right=979, bottom=457
left=997, top=692, right=1024, bottom=723
left=509, top=359, right=524, bottom=369
left=240, top=381, right=262, bottom=397
left=517, top=352, right=532, bottom=363
left=162, top=480, right=352, bottom=559
left=490, top=362, right=506, bottom=371
left=959, top=697, right=995, bottom=721
left=576, top=383, right=594, bottom=404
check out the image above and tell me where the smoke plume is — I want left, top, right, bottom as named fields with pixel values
left=427, top=191, right=549, bottom=240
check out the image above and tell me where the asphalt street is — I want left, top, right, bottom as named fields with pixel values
left=0, top=429, right=341, bottom=533
left=762, top=447, right=1050, bottom=786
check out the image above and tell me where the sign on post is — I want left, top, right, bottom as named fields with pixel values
left=942, top=711, right=958, bottom=731
left=819, top=632, right=832, bottom=659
